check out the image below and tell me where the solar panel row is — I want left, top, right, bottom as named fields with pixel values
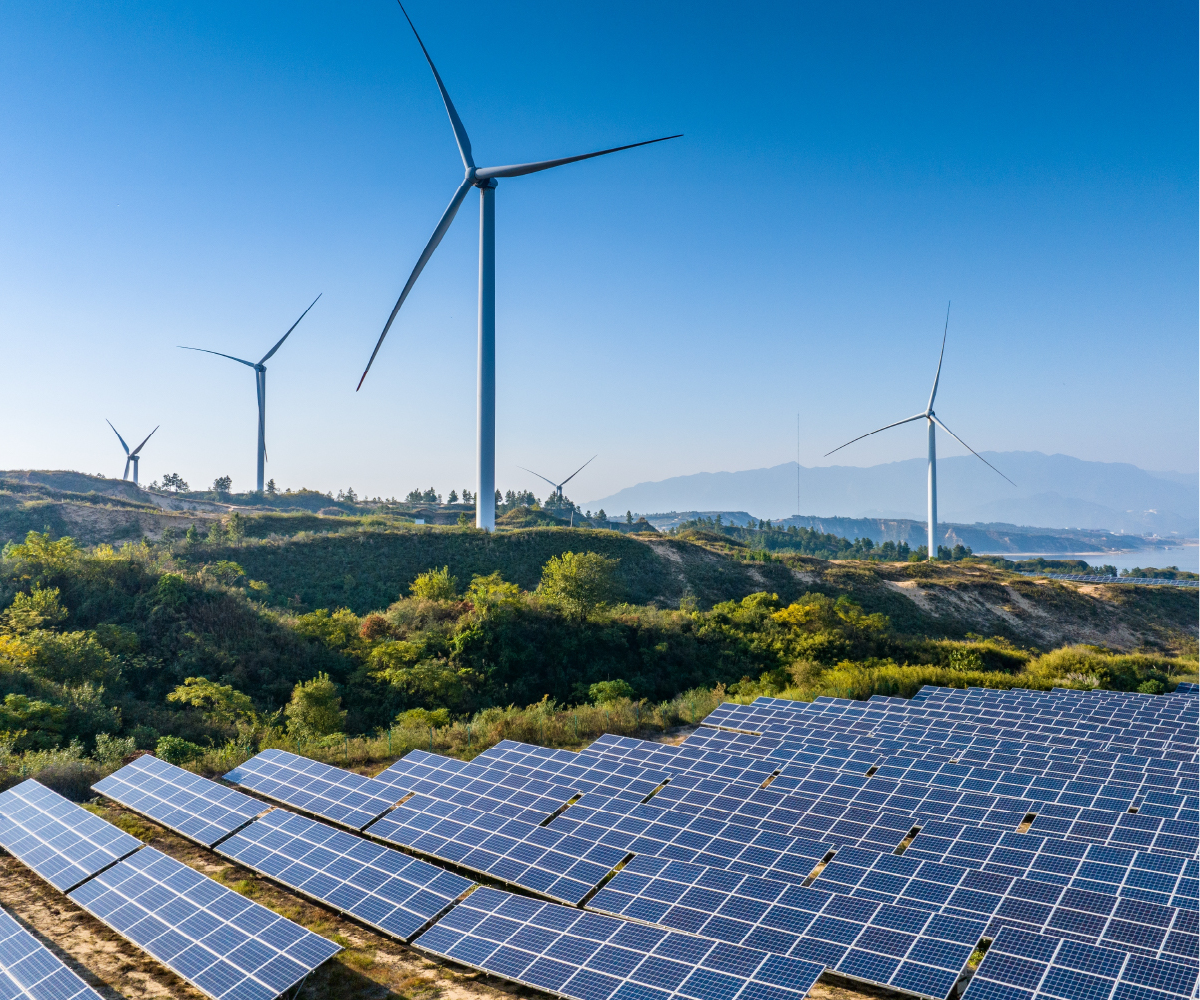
left=68, top=847, right=341, bottom=1000
left=93, top=753, right=265, bottom=847
left=0, top=780, right=142, bottom=892
left=413, top=885, right=827, bottom=1000
left=217, top=809, right=473, bottom=941
left=0, top=906, right=104, bottom=1000
left=224, top=748, right=401, bottom=830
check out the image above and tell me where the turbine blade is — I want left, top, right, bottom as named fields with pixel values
left=930, top=415, right=1016, bottom=486
left=823, top=413, right=927, bottom=458
left=928, top=301, right=950, bottom=410
left=558, top=454, right=597, bottom=488
left=474, top=134, right=682, bottom=180
left=358, top=178, right=473, bottom=390
left=122, top=456, right=132, bottom=480
left=396, top=1, right=474, bottom=170
left=178, top=347, right=257, bottom=368
left=131, top=425, right=159, bottom=457
left=518, top=466, right=560, bottom=490
left=106, top=419, right=131, bottom=455
left=259, top=293, right=322, bottom=364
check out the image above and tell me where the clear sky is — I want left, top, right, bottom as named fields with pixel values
left=2, top=1, right=1195, bottom=502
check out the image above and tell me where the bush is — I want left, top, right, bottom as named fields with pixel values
left=156, top=735, right=206, bottom=765
left=285, top=672, right=347, bottom=738
left=538, top=551, right=621, bottom=618
left=410, top=566, right=458, bottom=601
left=589, top=679, right=635, bottom=704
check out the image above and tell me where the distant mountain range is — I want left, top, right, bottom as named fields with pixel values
left=584, top=452, right=1198, bottom=538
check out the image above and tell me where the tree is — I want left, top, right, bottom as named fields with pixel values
left=226, top=512, right=245, bottom=545
left=538, top=551, right=621, bottom=618
left=212, top=475, right=232, bottom=494
left=406, top=489, right=423, bottom=502
left=167, top=677, right=255, bottom=727
left=345, top=487, right=358, bottom=503
left=597, top=508, right=607, bottom=522
left=265, top=478, right=277, bottom=495
left=0, top=586, right=68, bottom=634
left=626, top=510, right=633, bottom=524
left=589, top=679, right=635, bottom=703
left=161, top=472, right=189, bottom=492
left=410, top=566, right=458, bottom=601
left=422, top=488, right=439, bottom=503
left=285, top=672, right=346, bottom=737
left=448, top=490, right=458, bottom=504
left=494, top=489, right=503, bottom=505
left=462, top=489, right=473, bottom=504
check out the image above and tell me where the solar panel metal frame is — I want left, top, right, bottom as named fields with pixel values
left=217, top=808, right=474, bottom=941
left=67, top=846, right=341, bottom=1000
left=93, top=754, right=267, bottom=848
left=0, top=905, right=105, bottom=1000
left=0, top=779, right=143, bottom=892
left=413, top=885, right=827, bottom=1000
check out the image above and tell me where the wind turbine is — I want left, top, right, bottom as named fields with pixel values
left=520, top=455, right=596, bottom=501
left=179, top=294, right=321, bottom=493
left=824, top=304, right=1015, bottom=560
left=356, top=2, right=679, bottom=531
left=107, top=421, right=158, bottom=485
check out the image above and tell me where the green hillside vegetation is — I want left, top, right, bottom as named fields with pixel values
left=0, top=519, right=1195, bottom=796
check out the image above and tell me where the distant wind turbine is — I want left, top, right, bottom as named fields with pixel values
left=824, top=304, right=1015, bottom=560
left=356, top=2, right=679, bottom=531
left=520, top=455, right=597, bottom=501
left=179, top=294, right=321, bottom=493
left=107, top=421, right=158, bottom=485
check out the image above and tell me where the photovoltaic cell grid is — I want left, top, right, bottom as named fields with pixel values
left=224, top=749, right=400, bottom=830
left=413, top=885, right=827, bottom=1000
left=363, top=793, right=630, bottom=905
left=94, top=754, right=265, bottom=847
left=0, top=906, right=104, bottom=1000
left=808, top=845, right=1198, bottom=966
left=68, top=846, right=341, bottom=1000
left=218, top=809, right=473, bottom=941
left=0, top=780, right=142, bottom=892
left=589, top=853, right=985, bottom=1000
left=964, top=924, right=1199, bottom=1000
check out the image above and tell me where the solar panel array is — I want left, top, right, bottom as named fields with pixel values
left=0, top=906, right=104, bottom=1000
left=218, top=809, right=473, bottom=941
left=68, top=846, right=340, bottom=1000
left=94, top=753, right=265, bottom=847
left=224, top=748, right=400, bottom=829
left=0, top=780, right=142, bottom=891
left=413, top=885, right=827, bottom=1000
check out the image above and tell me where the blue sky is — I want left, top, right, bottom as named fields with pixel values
left=2, top=1, right=1195, bottom=502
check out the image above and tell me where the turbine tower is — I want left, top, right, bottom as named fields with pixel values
left=825, top=304, right=1014, bottom=560
left=520, top=455, right=597, bottom=500
left=107, top=421, right=158, bottom=485
left=356, top=2, right=679, bottom=531
left=180, top=294, right=320, bottom=493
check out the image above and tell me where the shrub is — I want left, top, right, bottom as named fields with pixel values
left=156, top=735, right=206, bottom=765
left=359, top=614, right=391, bottom=640
left=410, top=566, right=458, bottom=601
left=285, top=672, right=347, bottom=738
left=589, top=679, right=635, bottom=704
left=538, top=551, right=621, bottom=618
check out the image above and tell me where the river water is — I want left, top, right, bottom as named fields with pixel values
left=973, top=545, right=1199, bottom=574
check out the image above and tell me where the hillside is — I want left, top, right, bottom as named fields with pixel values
left=585, top=452, right=1199, bottom=536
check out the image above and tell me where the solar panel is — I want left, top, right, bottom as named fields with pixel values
left=67, top=846, right=341, bottom=1000
left=218, top=809, right=473, bottom=940
left=94, top=754, right=266, bottom=847
left=0, top=779, right=143, bottom=892
left=589, top=853, right=983, bottom=1000
left=0, top=906, right=105, bottom=1000
left=363, top=795, right=629, bottom=905
left=414, top=885, right=827, bottom=1000
left=965, top=925, right=1199, bottom=1000
left=224, top=749, right=400, bottom=830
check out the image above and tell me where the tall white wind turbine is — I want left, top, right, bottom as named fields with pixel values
left=356, top=3, right=679, bottom=531
left=520, top=455, right=597, bottom=500
left=179, top=294, right=321, bottom=493
left=107, top=420, right=158, bottom=485
left=825, top=305, right=1015, bottom=560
